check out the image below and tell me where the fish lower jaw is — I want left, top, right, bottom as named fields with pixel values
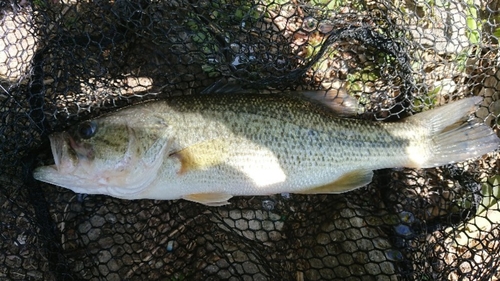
left=101, top=181, right=153, bottom=199
left=62, top=182, right=149, bottom=200
left=33, top=165, right=57, bottom=182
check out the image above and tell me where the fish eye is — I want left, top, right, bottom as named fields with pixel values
left=77, top=121, right=98, bottom=139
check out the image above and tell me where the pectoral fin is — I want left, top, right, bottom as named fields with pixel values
left=299, top=169, right=373, bottom=194
left=183, top=192, right=233, bottom=206
left=172, top=138, right=229, bottom=174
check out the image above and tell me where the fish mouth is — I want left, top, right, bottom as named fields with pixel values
left=49, top=133, right=63, bottom=170
left=49, top=132, right=78, bottom=173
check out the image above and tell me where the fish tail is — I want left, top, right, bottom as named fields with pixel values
left=408, top=97, right=500, bottom=168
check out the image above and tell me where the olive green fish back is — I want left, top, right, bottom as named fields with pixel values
left=1, top=0, right=500, bottom=280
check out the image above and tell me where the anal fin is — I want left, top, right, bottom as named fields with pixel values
left=299, top=169, right=373, bottom=194
left=183, top=192, right=233, bottom=206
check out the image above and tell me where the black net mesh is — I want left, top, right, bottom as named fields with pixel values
left=1, top=0, right=500, bottom=280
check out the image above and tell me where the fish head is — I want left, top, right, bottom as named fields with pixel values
left=34, top=112, right=172, bottom=198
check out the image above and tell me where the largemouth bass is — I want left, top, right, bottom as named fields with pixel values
left=33, top=94, right=500, bottom=206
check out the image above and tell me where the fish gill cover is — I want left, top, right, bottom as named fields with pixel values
left=1, top=0, right=500, bottom=280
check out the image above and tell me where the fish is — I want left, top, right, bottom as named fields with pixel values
left=33, top=94, right=500, bottom=206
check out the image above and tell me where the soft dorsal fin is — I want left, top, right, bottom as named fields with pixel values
left=301, top=89, right=362, bottom=117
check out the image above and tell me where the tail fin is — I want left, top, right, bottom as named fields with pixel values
left=407, top=97, right=500, bottom=168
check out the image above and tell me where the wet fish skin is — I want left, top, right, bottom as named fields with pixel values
left=33, top=94, right=500, bottom=206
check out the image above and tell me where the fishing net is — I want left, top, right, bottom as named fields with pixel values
left=1, top=0, right=500, bottom=280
